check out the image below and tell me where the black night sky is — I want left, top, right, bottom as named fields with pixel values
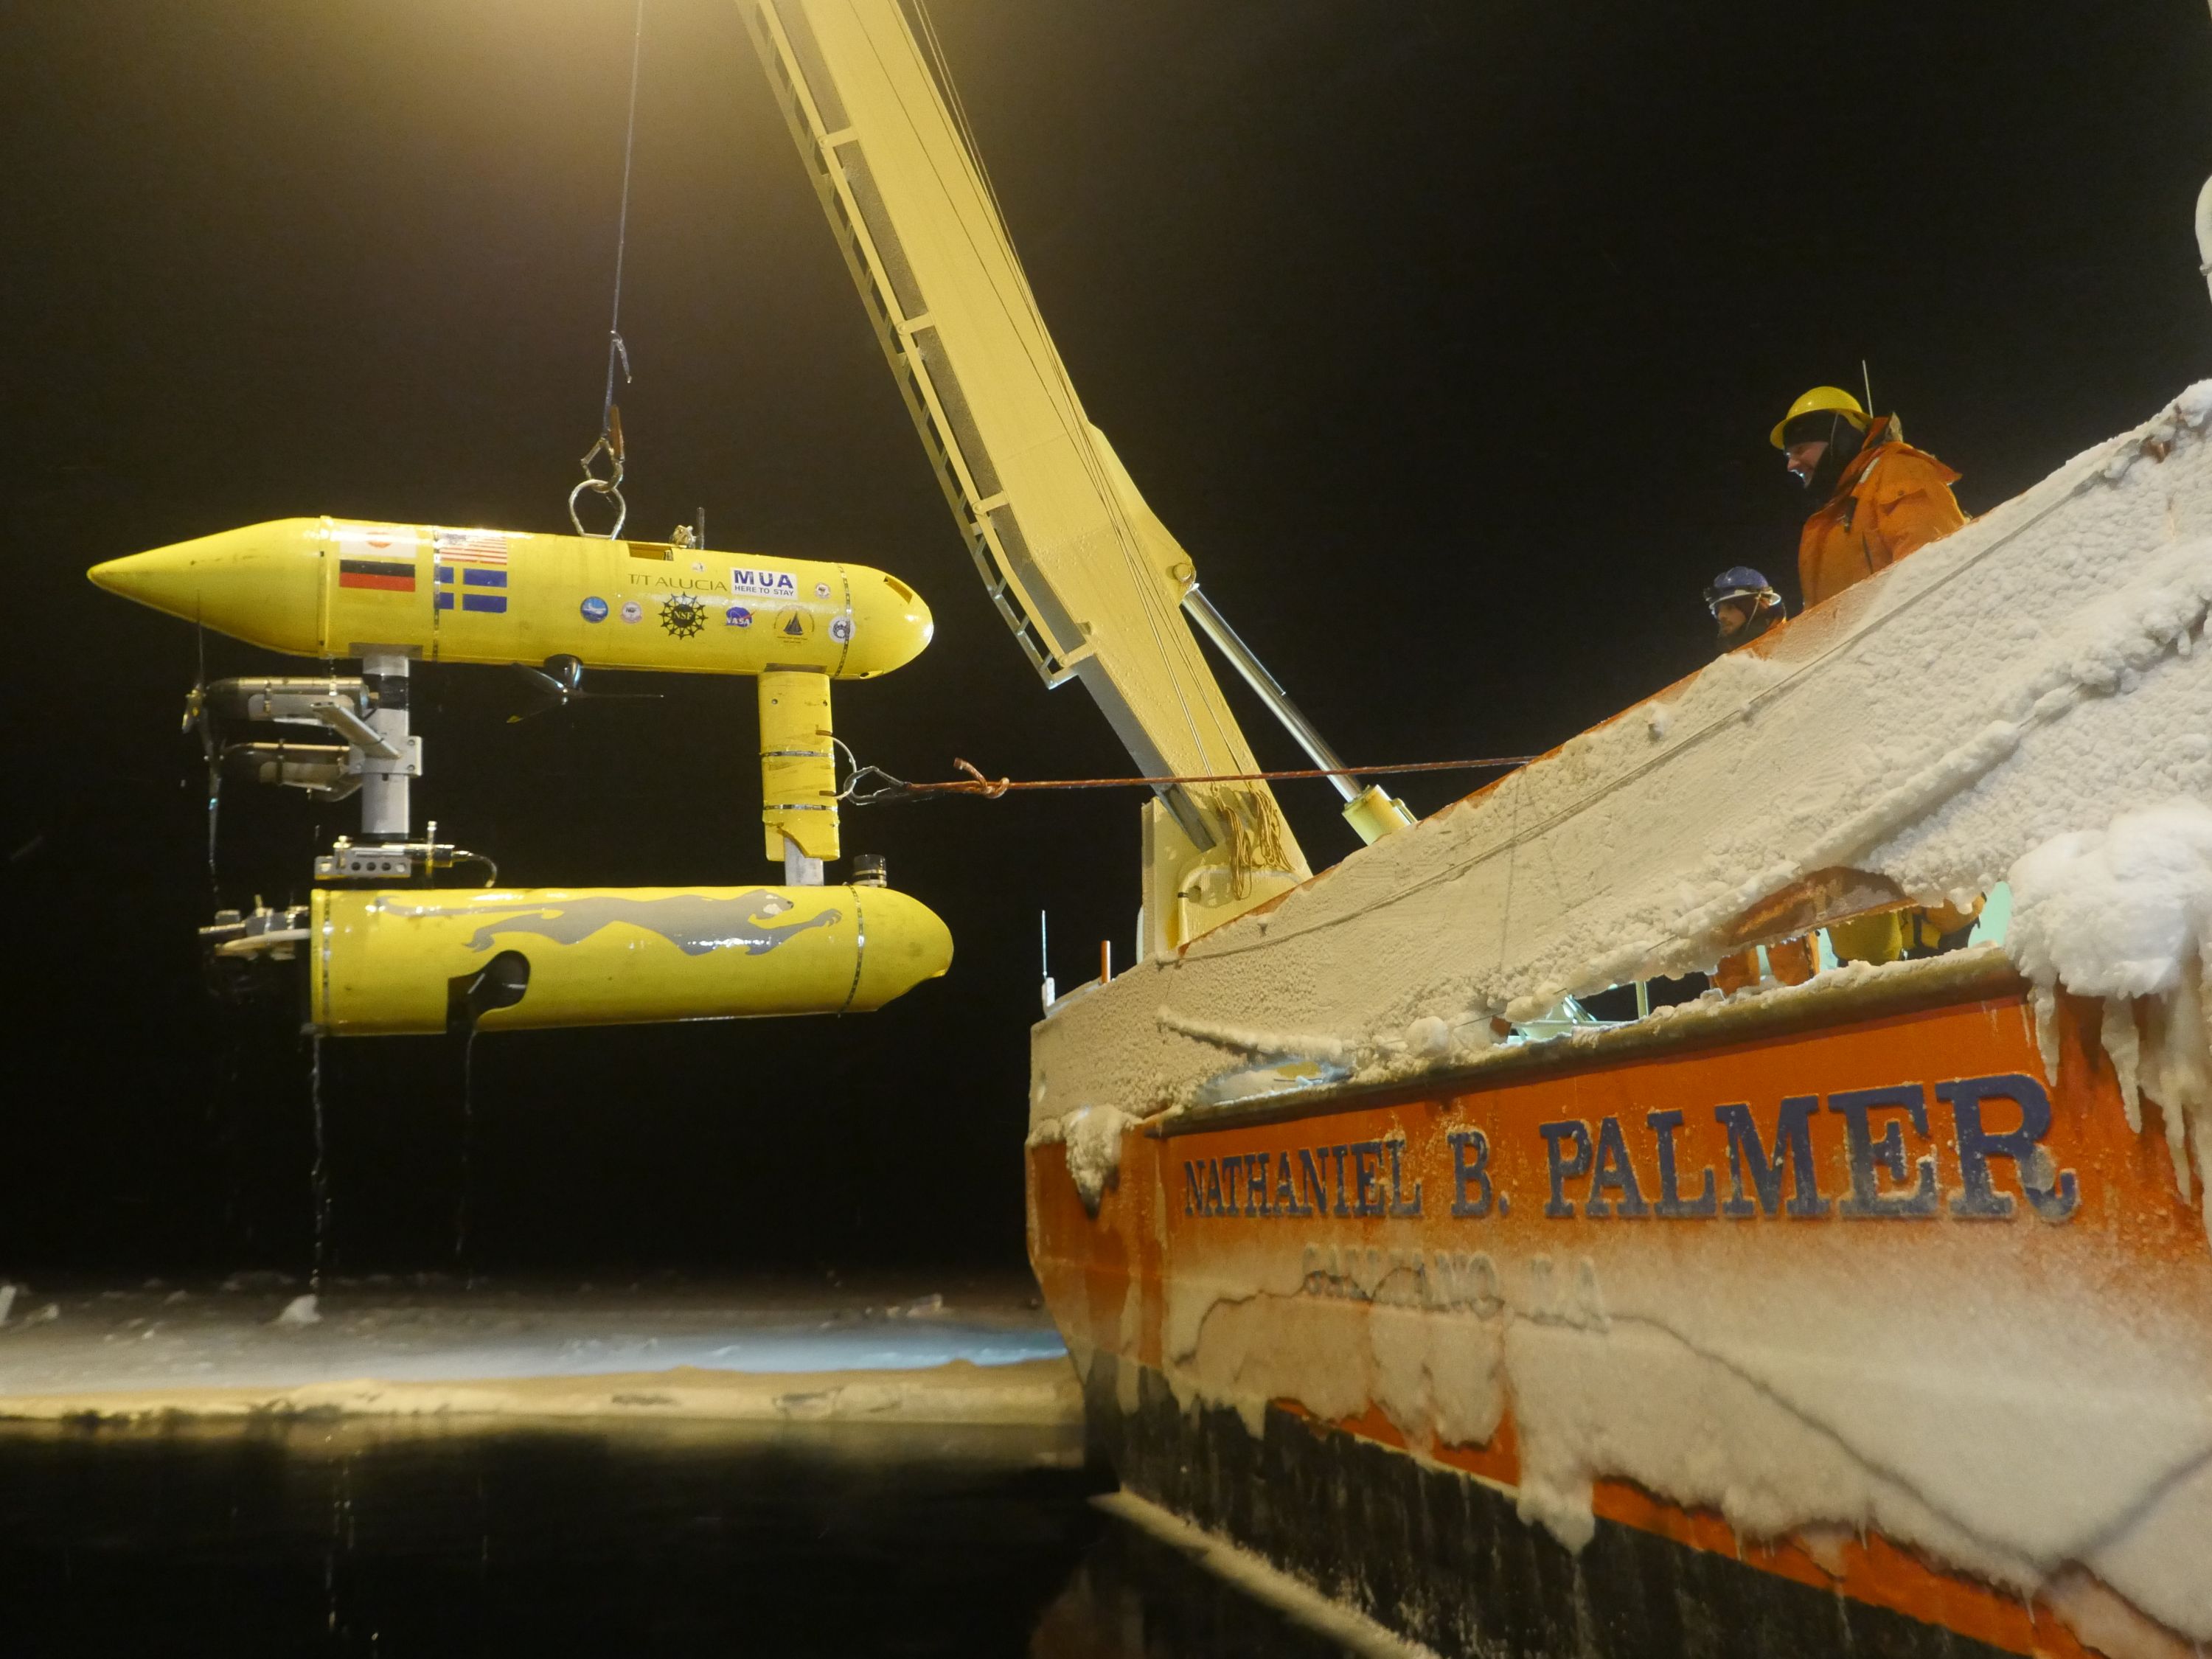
left=4, top=1, right=2208, bottom=1281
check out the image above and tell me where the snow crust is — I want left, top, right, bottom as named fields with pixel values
left=1035, top=384, right=2212, bottom=1124
left=1026, top=1106, right=1133, bottom=1213
left=0, top=1284, right=1072, bottom=1425
left=271, top=1293, right=321, bottom=1327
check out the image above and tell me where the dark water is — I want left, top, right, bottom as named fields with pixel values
left=0, top=1419, right=1366, bottom=1657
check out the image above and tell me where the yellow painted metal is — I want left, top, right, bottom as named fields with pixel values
left=759, top=669, right=840, bottom=861
left=1141, top=797, right=1303, bottom=959
left=309, top=883, right=951, bottom=1035
left=1340, top=784, right=1415, bottom=844
left=745, top=0, right=1310, bottom=921
left=87, top=517, right=933, bottom=681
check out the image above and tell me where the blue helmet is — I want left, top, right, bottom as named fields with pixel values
left=1704, top=566, right=1779, bottom=611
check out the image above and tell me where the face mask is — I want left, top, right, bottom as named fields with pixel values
left=1799, top=414, right=1865, bottom=496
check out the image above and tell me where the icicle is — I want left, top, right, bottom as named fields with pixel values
left=2143, top=975, right=2209, bottom=1206
left=2028, top=981, right=2062, bottom=1086
left=2194, top=950, right=2212, bottom=1237
left=2102, top=997, right=2143, bottom=1134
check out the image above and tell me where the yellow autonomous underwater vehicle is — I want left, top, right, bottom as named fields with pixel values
left=89, top=516, right=951, bottom=1034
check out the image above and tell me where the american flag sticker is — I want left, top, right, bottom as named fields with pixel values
left=434, top=528, right=509, bottom=567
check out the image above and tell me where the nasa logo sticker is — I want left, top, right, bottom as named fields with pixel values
left=620, top=599, right=644, bottom=624
left=580, top=596, right=610, bottom=624
left=726, top=603, right=754, bottom=628
left=828, top=616, right=855, bottom=644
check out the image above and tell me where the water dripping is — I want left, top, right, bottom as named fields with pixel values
left=456, top=1026, right=478, bottom=1283
left=309, top=1034, right=330, bottom=1297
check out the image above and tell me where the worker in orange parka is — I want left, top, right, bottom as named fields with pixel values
left=1773, top=385, right=1979, bottom=964
left=1773, top=385, right=1966, bottom=608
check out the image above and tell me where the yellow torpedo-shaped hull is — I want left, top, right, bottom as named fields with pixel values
left=310, top=883, right=951, bottom=1035
left=88, top=518, right=932, bottom=680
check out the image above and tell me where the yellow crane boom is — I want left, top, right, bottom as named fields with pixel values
left=742, top=0, right=1334, bottom=951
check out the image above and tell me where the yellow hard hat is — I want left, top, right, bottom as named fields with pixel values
left=1770, top=386, right=1868, bottom=449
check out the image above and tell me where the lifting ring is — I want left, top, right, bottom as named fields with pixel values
left=568, top=473, right=627, bottom=540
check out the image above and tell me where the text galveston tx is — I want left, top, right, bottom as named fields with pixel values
left=1180, top=1073, right=2079, bottom=1224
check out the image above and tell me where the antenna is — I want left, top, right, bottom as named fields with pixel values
left=1860, top=358, right=1875, bottom=416
left=1039, top=911, right=1055, bottom=1012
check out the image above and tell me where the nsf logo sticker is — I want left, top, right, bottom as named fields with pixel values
left=580, top=596, right=610, bottom=624
left=726, top=603, right=754, bottom=628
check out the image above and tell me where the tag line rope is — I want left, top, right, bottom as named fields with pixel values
left=841, top=755, right=1534, bottom=806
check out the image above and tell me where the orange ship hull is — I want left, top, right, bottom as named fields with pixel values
left=1027, top=955, right=2211, bottom=1657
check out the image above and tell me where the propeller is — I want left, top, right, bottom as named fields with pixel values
left=506, top=654, right=662, bottom=723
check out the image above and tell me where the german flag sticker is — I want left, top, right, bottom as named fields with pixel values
left=339, top=558, right=416, bottom=593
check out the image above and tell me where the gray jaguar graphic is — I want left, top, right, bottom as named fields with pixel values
left=389, top=890, right=841, bottom=956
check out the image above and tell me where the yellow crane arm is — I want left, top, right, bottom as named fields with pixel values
left=741, top=0, right=1313, bottom=946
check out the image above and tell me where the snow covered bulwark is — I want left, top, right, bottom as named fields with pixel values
left=1033, top=384, right=2212, bottom=1125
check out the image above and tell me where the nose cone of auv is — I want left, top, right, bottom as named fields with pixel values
left=88, top=518, right=326, bottom=655
left=842, top=572, right=935, bottom=678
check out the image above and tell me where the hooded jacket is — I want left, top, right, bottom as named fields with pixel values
left=1797, top=415, right=1966, bottom=608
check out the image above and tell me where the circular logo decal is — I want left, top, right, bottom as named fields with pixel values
left=580, top=596, right=609, bottom=624
left=726, top=603, right=754, bottom=628
left=660, top=596, right=709, bottom=640
left=813, top=581, right=832, bottom=599
left=619, top=599, right=643, bottom=624
left=773, top=605, right=815, bottom=641
left=828, top=616, right=855, bottom=644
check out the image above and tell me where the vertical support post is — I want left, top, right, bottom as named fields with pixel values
left=359, top=651, right=411, bottom=841
left=760, top=669, right=838, bottom=886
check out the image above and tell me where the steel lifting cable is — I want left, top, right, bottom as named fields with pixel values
left=570, top=0, right=647, bottom=539
left=840, top=754, right=1535, bottom=807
